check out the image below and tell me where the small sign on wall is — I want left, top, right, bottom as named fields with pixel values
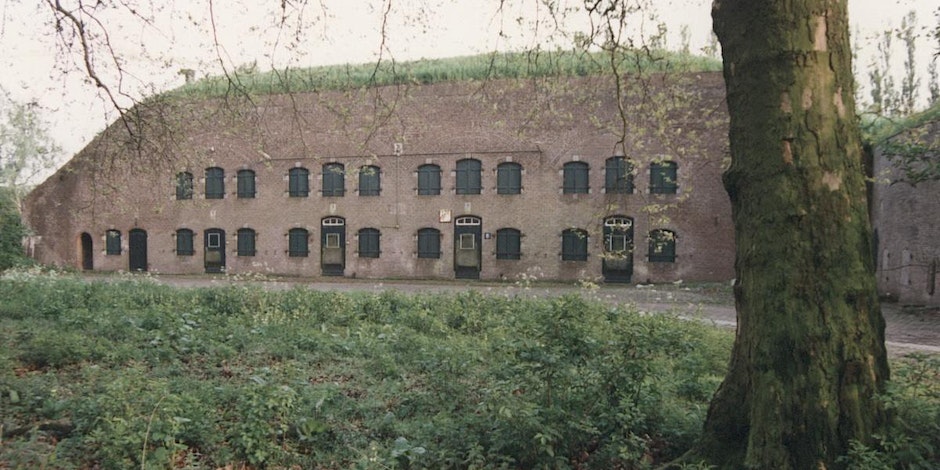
left=440, top=209, right=452, bottom=223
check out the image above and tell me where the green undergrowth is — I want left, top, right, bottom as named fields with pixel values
left=0, top=270, right=935, bottom=469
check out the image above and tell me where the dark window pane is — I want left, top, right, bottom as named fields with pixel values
left=561, top=229, right=588, bottom=261
left=358, top=228, right=381, bottom=258
left=456, top=159, right=482, bottom=195
left=605, top=157, right=634, bottom=194
left=106, top=230, right=122, bottom=255
left=176, top=172, right=194, bottom=200
left=650, top=161, right=678, bottom=194
left=496, top=228, right=521, bottom=260
left=563, top=162, right=589, bottom=194
left=497, top=162, right=522, bottom=195
left=417, top=164, right=441, bottom=195
left=176, top=229, right=194, bottom=256
left=205, top=167, right=225, bottom=199
left=237, top=170, right=256, bottom=198
left=288, top=228, right=309, bottom=257
left=289, top=167, right=310, bottom=197
left=417, top=228, right=441, bottom=258
left=359, top=165, right=381, bottom=196
left=237, top=228, right=256, bottom=256
left=322, top=163, right=345, bottom=197
left=648, top=229, right=677, bottom=262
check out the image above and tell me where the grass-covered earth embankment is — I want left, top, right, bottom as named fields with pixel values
left=0, top=270, right=936, bottom=469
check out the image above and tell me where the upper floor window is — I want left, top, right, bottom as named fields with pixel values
left=322, top=163, right=345, bottom=197
left=106, top=229, right=122, bottom=255
left=288, top=228, right=309, bottom=257
left=605, top=157, right=634, bottom=194
left=175, top=172, right=194, bottom=200
left=563, top=161, right=589, bottom=194
left=496, top=228, right=522, bottom=260
left=650, top=161, right=678, bottom=194
left=417, top=164, right=442, bottom=195
left=205, top=167, right=225, bottom=199
left=561, top=228, right=588, bottom=261
left=237, top=228, right=256, bottom=256
left=237, top=169, right=256, bottom=199
left=359, top=165, right=381, bottom=196
left=175, top=229, right=194, bottom=256
left=648, top=229, right=677, bottom=262
left=497, top=162, right=522, bottom=195
left=288, top=167, right=310, bottom=197
left=417, top=228, right=441, bottom=258
left=358, top=228, right=381, bottom=258
left=456, top=158, right=482, bottom=195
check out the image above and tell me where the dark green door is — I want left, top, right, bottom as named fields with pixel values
left=602, top=216, right=633, bottom=283
left=129, top=229, right=148, bottom=271
left=204, top=228, right=226, bottom=273
left=80, top=232, right=94, bottom=271
left=321, top=217, right=345, bottom=276
left=454, top=216, right=482, bottom=279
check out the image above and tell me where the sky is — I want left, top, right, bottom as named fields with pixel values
left=0, top=0, right=936, bottom=164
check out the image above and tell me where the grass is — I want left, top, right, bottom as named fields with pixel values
left=165, top=49, right=722, bottom=100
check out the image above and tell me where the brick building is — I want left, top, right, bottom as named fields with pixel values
left=24, top=71, right=734, bottom=283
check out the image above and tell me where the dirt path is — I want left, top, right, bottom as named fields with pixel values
left=108, top=273, right=940, bottom=357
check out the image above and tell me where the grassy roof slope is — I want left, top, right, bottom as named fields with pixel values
left=168, top=49, right=722, bottom=99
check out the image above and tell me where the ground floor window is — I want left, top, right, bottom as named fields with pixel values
left=648, top=229, right=677, bottom=262
left=106, top=229, right=122, bottom=255
left=496, top=228, right=521, bottom=260
left=417, top=228, right=441, bottom=258
left=175, top=229, right=194, bottom=256
left=561, top=228, right=588, bottom=261
left=237, top=228, right=256, bottom=256
left=358, top=228, right=381, bottom=258
left=288, top=228, right=309, bottom=257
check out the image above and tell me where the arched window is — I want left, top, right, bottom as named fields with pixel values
left=322, top=163, right=345, bottom=197
left=563, top=161, right=589, bottom=194
left=648, top=229, right=677, bottom=262
left=417, top=228, right=441, bottom=258
left=456, top=158, right=482, bottom=194
left=358, top=165, right=381, bottom=196
left=561, top=228, right=588, bottom=261
left=650, top=161, right=678, bottom=194
left=105, top=229, right=122, bottom=255
left=288, top=167, right=310, bottom=197
left=237, top=228, right=256, bottom=256
left=605, top=157, right=634, bottom=194
left=237, top=170, right=256, bottom=198
left=205, top=167, right=225, bottom=199
left=417, top=164, right=442, bottom=195
left=288, top=228, right=309, bottom=257
left=175, top=229, right=194, bottom=256
left=497, top=162, right=522, bottom=195
left=175, top=172, right=193, bottom=200
left=496, top=228, right=522, bottom=260
left=358, top=228, right=381, bottom=258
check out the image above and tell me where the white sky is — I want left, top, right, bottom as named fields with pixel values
left=0, top=0, right=936, bottom=162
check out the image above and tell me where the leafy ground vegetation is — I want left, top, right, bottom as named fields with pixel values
left=0, top=269, right=935, bottom=469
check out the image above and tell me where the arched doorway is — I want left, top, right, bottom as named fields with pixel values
left=454, top=215, right=482, bottom=279
left=321, top=217, right=346, bottom=276
left=80, top=232, right=94, bottom=271
left=602, top=216, right=634, bottom=283
left=129, top=229, right=148, bottom=271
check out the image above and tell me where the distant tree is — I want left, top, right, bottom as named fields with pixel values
left=0, top=98, right=61, bottom=213
left=0, top=187, right=30, bottom=270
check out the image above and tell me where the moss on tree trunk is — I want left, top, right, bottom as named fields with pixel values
left=680, top=1, right=890, bottom=468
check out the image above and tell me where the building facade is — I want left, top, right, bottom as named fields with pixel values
left=25, top=72, right=735, bottom=283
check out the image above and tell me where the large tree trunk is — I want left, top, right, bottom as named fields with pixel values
left=686, top=1, right=890, bottom=468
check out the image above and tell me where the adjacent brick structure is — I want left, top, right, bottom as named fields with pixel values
left=24, top=72, right=735, bottom=283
